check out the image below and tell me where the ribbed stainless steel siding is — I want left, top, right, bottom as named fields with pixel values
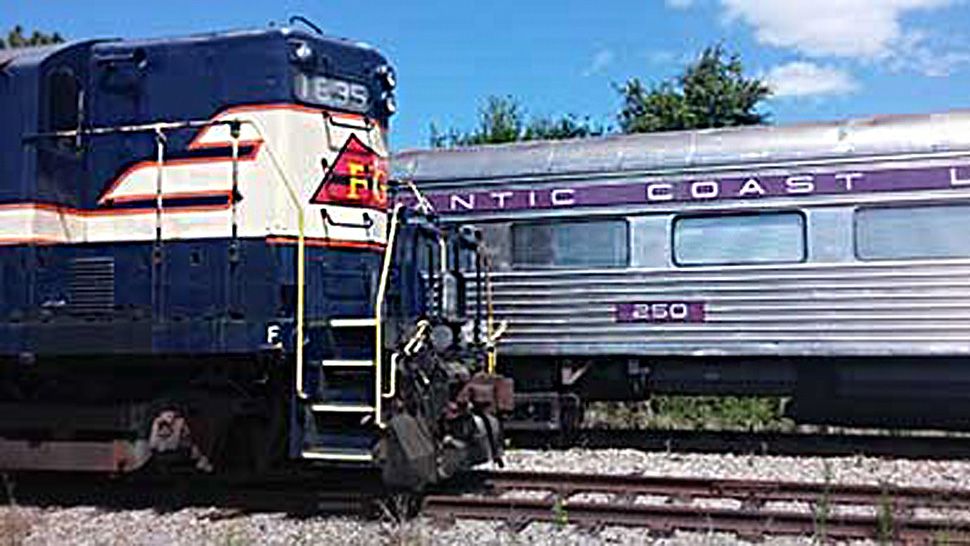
left=398, top=110, right=970, bottom=358
left=483, top=260, right=970, bottom=356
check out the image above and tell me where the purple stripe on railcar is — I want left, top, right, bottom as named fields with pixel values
left=408, top=164, right=970, bottom=213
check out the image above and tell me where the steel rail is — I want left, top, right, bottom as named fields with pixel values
left=467, top=470, right=970, bottom=509
left=422, top=495, right=970, bottom=544
left=425, top=470, right=970, bottom=543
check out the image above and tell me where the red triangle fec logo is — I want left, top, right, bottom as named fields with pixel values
left=310, top=134, right=389, bottom=209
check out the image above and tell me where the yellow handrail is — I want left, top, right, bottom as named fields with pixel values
left=485, top=254, right=498, bottom=374
left=374, top=203, right=404, bottom=425
left=228, top=119, right=308, bottom=399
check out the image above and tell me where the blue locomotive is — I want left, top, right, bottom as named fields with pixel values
left=0, top=25, right=509, bottom=488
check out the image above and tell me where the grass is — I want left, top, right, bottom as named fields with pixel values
left=585, top=396, right=794, bottom=431
left=378, top=493, right=426, bottom=546
left=551, top=497, right=568, bottom=528
left=813, top=460, right=832, bottom=544
left=876, top=484, right=895, bottom=545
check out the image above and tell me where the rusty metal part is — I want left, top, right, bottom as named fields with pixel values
left=423, top=470, right=970, bottom=543
left=148, top=410, right=213, bottom=472
left=0, top=439, right=150, bottom=473
left=148, top=410, right=190, bottom=453
left=457, top=373, right=515, bottom=413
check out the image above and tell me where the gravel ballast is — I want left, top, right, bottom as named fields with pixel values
left=502, top=448, right=970, bottom=489
left=5, top=449, right=968, bottom=545
left=1, top=506, right=875, bottom=546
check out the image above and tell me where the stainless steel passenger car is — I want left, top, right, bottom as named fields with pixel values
left=395, top=111, right=970, bottom=429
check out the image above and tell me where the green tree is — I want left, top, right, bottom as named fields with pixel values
left=617, top=44, right=770, bottom=133
left=430, top=95, right=601, bottom=148
left=0, top=25, right=65, bottom=49
left=523, top=114, right=602, bottom=141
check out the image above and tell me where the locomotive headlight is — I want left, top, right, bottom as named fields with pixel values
left=376, top=65, right=396, bottom=90
left=290, top=41, right=315, bottom=65
left=383, top=92, right=397, bottom=115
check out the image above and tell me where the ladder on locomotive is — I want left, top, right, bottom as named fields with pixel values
left=298, top=203, right=403, bottom=463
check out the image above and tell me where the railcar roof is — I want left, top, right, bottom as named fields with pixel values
left=394, top=110, right=970, bottom=182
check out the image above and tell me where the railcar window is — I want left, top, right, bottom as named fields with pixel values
left=674, top=212, right=806, bottom=266
left=512, top=220, right=628, bottom=267
left=856, top=205, right=970, bottom=260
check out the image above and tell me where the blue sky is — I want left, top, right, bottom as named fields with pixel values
left=6, top=0, right=970, bottom=149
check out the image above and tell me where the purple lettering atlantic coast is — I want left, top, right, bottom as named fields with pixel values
left=404, top=165, right=970, bottom=213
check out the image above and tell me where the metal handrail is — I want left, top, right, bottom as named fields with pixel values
left=234, top=119, right=310, bottom=400
left=374, top=203, right=404, bottom=425
left=400, top=178, right=435, bottom=216
left=321, top=209, right=374, bottom=229
left=153, top=128, right=166, bottom=245
left=404, top=320, right=431, bottom=356
left=485, top=254, right=498, bottom=375
left=384, top=319, right=431, bottom=401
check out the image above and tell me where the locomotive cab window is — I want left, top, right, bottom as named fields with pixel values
left=674, top=212, right=806, bottom=266
left=855, top=204, right=970, bottom=260
left=512, top=219, right=628, bottom=268
left=46, top=67, right=81, bottom=134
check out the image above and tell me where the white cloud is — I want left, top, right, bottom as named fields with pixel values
left=720, top=0, right=953, bottom=58
left=888, top=29, right=970, bottom=76
left=666, top=0, right=694, bottom=8
left=765, top=61, right=860, bottom=98
left=583, top=49, right=615, bottom=76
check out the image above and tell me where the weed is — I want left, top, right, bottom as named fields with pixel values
left=876, top=483, right=895, bottom=545
left=552, top=496, right=568, bottom=529
left=813, top=461, right=832, bottom=544
left=378, top=493, right=426, bottom=546
left=586, top=396, right=794, bottom=431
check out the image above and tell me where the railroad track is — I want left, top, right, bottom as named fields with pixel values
left=10, top=467, right=970, bottom=542
left=424, top=470, right=970, bottom=544
left=507, top=428, right=970, bottom=460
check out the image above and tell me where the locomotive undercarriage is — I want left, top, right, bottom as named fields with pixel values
left=0, top=355, right=288, bottom=475
left=0, top=342, right=511, bottom=487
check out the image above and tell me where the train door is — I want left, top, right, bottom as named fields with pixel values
left=37, top=51, right=87, bottom=206
left=31, top=49, right=107, bottom=353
